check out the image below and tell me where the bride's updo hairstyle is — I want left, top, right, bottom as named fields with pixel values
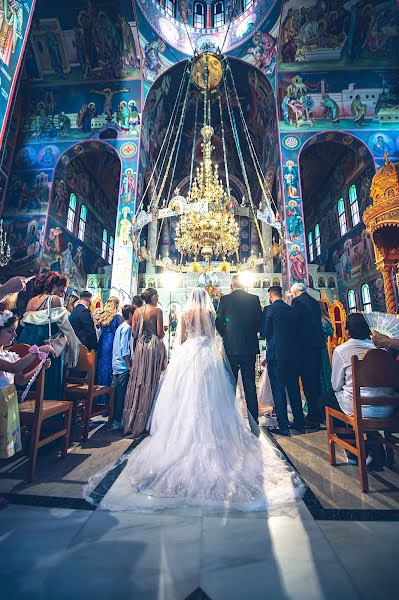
left=141, top=288, right=158, bottom=304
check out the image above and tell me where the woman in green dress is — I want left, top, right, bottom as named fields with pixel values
left=18, top=272, right=80, bottom=399
left=319, top=301, right=334, bottom=393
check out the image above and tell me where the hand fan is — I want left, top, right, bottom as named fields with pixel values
left=362, top=312, right=399, bottom=338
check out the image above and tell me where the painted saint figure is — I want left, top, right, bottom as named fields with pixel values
left=90, top=87, right=129, bottom=120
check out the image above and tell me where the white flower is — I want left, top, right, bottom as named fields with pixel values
left=0, top=310, right=13, bottom=327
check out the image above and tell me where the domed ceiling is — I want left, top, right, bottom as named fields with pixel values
left=137, top=0, right=280, bottom=54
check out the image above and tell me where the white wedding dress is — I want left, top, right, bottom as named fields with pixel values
left=87, top=288, right=305, bottom=512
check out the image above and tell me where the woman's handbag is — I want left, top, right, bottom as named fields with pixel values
left=44, top=295, right=68, bottom=357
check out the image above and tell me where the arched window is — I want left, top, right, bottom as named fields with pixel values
left=308, top=231, right=314, bottom=262
left=78, top=204, right=87, bottom=241
left=193, top=1, right=206, bottom=28
left=349, top=184, right=360, bottom=227
left=67, top=193, right=77, bottom=233
left=338, top=197, right=347, bottom=236
left=242, top=0, right=254, bottom=10
left=348, top=290, right=357, bottom=313
left=361, top=283, right=372, bottom=313
left=164, top=0, right=176, bottom=18
left=315, top=223, right=321, bottom=256
left=108, top=236, right=114, bottom=264
left=102, top=229, right=108, bottom=260
left=213, top=1, right=225, bottom=28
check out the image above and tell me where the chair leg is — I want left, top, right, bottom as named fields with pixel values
left=384, top=432, right=395, bottom=468
left=61, top=407, right=73, bottom=457
left=82, top=395, right=94, bottom=442
left=326, top=412, right=336, bottom=466
left=355, top=429, right=369, bottom=493
left=108, top=389, right=115, bottom=428
left=27, top=418, right=41, bottom=483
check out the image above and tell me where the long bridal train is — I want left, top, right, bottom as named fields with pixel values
left=85, top=289, right=305, bottom=512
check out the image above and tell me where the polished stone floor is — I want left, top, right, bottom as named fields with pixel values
left=2, top=500, right=399, bottom=600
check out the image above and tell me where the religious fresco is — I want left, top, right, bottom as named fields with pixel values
left=17, top=81, right=142, bottom=143
left=1, top=213, right=45, bottom=275
left=278, top=70, right=399, bottom=145
left=279, top=0, right=399, bottom=71
left=134, top=0, right=279, bottom=56
left=0, top=1, right=36, bottom=148
left=22, top=0, right=140, bottom=84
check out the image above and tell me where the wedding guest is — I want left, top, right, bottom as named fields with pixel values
left=123, top=288, right=166, bottom=438
left=65, top=294, right=79, bottom=314
left=291, top=283, right=325, bottom=428
left=260, top=286, right=305, bottom=436
left=216, top=274, right=262, bottom=429
left=96, top=296, right=123, bottom=389
left=372, top=332, right=399, bottom=352
left=69, top=291, right=97, bottom=351
left=0, top=277, right=27, bottom=301
left=111, top=305, right=135, bottom=431
left=319, top=301, right=334, bottom=394
left=0, top=310, right=53, bottom=508
left=18, top=272, right=80, bottom=399
left=320, top=313, right=397, bottom=466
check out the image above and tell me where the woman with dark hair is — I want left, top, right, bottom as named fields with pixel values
left=123, top=288, right=166, bottom=437
left=18, top=272, right=80, bottom=399
left=0, top=310, right=54, bottom=508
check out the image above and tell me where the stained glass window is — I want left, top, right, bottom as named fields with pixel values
left=102, top=229, right=108, bottom=260
left=348, top=290, right=357, bottom=313
left=361, top=284, right=372, bottom=313
left=315, top=224, right=321, bottom=256
left=338, top=197, right=347, bottom=236
left=78, top=204, right=87, bottom=241
left=194, top=2, right=206, bottom=28
left=165, top=0, right=177, bottom=18
left=308, top=231, right=314, bottom=262
left=213, top=1, right=225, bottom=28
left=108, top=236, right=114, bottom=264
left=349, top=184, right=360, bottom=227
left=67, top=193, right=77, bottom=233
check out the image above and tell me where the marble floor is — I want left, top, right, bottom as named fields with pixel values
left=2, top=499, right=399, bottom=600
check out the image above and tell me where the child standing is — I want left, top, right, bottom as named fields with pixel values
left=111, top=305, right=135, bottom=431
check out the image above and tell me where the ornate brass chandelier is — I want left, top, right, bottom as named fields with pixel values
left=175, top=53, right=239, bottom=262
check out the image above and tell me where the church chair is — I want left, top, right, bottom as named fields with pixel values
left=64, top=346, right=114, bottom=442
left=12, top=344, right=73, bottom=483
left=326, top=349, right=399, bottom=492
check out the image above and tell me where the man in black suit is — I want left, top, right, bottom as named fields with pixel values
left=216, top=274, right=262, bottom=427
left=69, top=290, right=98, bottom=351
left=291, top=282, right=325, bottom=427
left=260, top=286, right=305, bottom=436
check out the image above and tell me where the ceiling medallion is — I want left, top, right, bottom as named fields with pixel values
left=191, top=52, right=223, bottom=90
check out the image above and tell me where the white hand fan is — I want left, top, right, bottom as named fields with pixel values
left=362, top=312, right=399, bottom=338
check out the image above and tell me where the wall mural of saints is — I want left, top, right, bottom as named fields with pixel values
left=279, top=0, right=398, bottom=70
left=25, top=1, right=140, bottom=83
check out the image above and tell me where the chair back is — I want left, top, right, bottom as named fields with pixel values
left=9, top=343, right=41, bottom=373
left=352, top=349, right=399, bottom=414
left=65, top=345, right=96, bottom=390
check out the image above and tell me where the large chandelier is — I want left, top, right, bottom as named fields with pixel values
left=175, top=121, right=239, bottom=261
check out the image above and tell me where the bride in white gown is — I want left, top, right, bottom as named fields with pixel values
left=87, top=288, right=305, bottom=512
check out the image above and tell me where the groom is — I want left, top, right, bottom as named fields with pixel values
left=216, top=275, right=262, bottom=427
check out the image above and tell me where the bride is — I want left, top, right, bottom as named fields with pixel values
left=90, top=288, right=305, bottom=511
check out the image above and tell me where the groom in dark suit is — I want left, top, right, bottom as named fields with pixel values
left=260, top=286, right=305, bottom=436
left=216, top=274, right=262, bottom=426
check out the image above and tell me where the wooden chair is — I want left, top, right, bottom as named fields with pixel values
left=11, top=344, right=73, bottom=483
left=326, top=349, right=399, bottom=492
left=64, top=346, right=114, bottom=442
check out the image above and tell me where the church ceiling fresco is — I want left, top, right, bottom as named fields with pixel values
left=135, top=0, right=279, bottom=55
left=0, top=1, right=36, bottom=148
left=22, top=0, right=140, bottom=84
left=279, top=0, right=398, bottom=71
